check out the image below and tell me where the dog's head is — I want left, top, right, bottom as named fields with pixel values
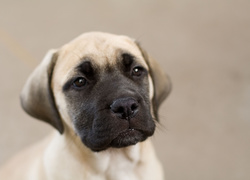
left=20, top=32, right=171, bottom=151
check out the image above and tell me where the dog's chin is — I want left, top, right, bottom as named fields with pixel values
left=110, top=129, right=148, bottom=148
left=83, top=129, right=151, bottom=152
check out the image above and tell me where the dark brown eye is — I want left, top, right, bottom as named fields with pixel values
left=132, top=67, right=143, bottom=76
left=73, top=77, right=87, bottom=88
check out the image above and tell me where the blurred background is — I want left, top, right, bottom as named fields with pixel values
left=0, top=0, right=250, bottom=179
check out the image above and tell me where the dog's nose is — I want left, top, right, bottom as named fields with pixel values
left=110, top=97, right=139, bottom=120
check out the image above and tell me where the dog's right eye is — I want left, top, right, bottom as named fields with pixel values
left=73, top=77, right=87, bottom=88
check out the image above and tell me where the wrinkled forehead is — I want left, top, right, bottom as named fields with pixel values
left=55, top=32, right=148, bottom=75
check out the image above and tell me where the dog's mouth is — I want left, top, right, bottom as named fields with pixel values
left=110, top=128, right=148, bottom=148
left=75, top=98, right=155, bottom=152
left=79, top=125, right=154, bottom=152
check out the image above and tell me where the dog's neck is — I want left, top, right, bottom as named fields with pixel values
left=45, top=128, right=148, bottom=172
left=42, top=126, right=163, bottom=180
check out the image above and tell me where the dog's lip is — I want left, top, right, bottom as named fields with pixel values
left=114, top=128, right=140, bottom=138
left=109, top=128, right=147, bottom=149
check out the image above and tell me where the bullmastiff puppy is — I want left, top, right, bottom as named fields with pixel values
left=0, top=32, right=171, bottom=180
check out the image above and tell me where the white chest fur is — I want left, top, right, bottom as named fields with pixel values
left=43, top=132, right=164, bottom=180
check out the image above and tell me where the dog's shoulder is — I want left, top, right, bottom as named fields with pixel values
left=0, top=135, right=53, bottom=180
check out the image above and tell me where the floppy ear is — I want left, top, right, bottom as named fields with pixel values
left=20, top=49, right=64, bottom=134
left=136, top=43, right=171, bottom=121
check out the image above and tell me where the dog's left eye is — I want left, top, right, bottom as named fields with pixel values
left=132, top=67, right=144, bottom=77
left=73, top=77, right=87, bottom=88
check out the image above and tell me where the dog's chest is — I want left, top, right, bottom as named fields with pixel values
left=90, top=146, right=142, bottom=180
left=105, top=153, right=139, bottom=180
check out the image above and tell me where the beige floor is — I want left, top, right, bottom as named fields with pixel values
left=0, top=0, right=250, bottom=179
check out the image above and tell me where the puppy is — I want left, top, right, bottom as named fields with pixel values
left=0, top=32, right=171, bottom=180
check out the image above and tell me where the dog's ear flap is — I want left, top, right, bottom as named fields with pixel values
left=20, top=49, right=64, bottom=134
left=136, top=43, right=171, bottom=121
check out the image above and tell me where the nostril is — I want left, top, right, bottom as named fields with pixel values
left=131, top=103, right=138, bottom=111
left=110, top=97, right=139, bottom=119
left=116, top=107, right=125, bottom=114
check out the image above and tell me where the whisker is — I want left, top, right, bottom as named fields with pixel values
left=154, top=113, right=169, bottom=134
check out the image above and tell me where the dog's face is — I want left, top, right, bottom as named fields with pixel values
left=20, top=32, right=171, bottom=152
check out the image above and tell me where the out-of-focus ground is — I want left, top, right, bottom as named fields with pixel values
left=0, top=1, right=250, bottom=179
